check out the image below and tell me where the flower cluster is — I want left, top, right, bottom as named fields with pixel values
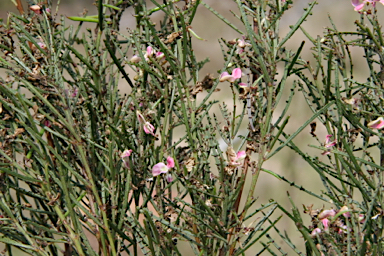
left=304, top=205, right=370, bottom=255
left=306, top=206, right=351, bottom=237
left=130, top=46, right=164, bottom=64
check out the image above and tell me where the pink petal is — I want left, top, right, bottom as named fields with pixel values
left=339, top=206, right=351, bottom=217
left=71, top=87, right=78, bottom=97
left=152, top=162, right=169, bottom=176
left=318, top=209, right=336, bottom=219
left=146, top=46, right=153, bottom=56
left=121, top=149, right=132, bottom=168
left=321, top=218, right=330, bottom=230
left=237, top=38, right=246, bottom=48
left=310, top=228, right=322, bottom=238
left=143, top=122, right=155, bottom=135
left=121, top=149, right=132, bottom=160
left=30, top=5, right=42, bottom=14
left=231, top=68, right=242, bottom=79
left=166, top=156, right=175, bottom=168
left=156, top=52, right=164, bottom=60
left=165, top=173, right=173, bottom=183
left=351, top=0, right=365, bottom=11
left=325, top=135, right=333, bottom=144
left=368, top=117, right=384, bottom=129
left=236, top=151, right=246, bottom=161
left=130, top=55, right=141, bottom=63
left=219, top=72, right=233, bottom=82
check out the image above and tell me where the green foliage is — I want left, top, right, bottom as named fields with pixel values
left=0, top=0, right=383, bottom=255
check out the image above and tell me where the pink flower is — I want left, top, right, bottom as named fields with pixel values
left=121, top=149, right=132, bottom=160
left=165, top=173, right=173, bottom=183
left=152, top=162, right=169, bottom=176
left=236, top=151, right=246, bottom=161
left=321, top=218, right=330, bottom=230
left=143, top=122, right=155, bottom=135
left=310, top=228, right=322, bottom=238
left=155, top=51, right=164, bottom=60
left=137, top=111, right=156, bottom=136
left=37, top=42, right=47, bottom=50
left=325, top=135, right=337, bottom=148
left=121, top=149, right=133, bottom=168
left=322, top=135, right=336, bottom=155
left=131, top=46, right=165, bottom=64
left=152, top=156, right=176, bottom=177
left=219, top=68, right=242, bottom=83
left=339, top=206, right=351, bottom=218
left=352, top=0, right=384, bottom=12
left=71, top=87, right=78, bottom=97
left=338, top=225, right=348, bottom=234
left=130, top=55, right=141, bottom=63
left=368, top=117, right=384, bottom=129
left=30, top=5, right=42, bottom=14
left=227, top=147, right=247, bottom=166
left=167, top=156, right=175, bottom=168
left=318, top=209, right=336, bottom=220
left=146, top=46, right=154, bottom=56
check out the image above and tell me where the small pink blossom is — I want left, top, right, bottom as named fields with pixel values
left=219, top=68, right=242, bottom=83
left=368, top=117, right=384, bottom=129
left=321, top=218, right=330, bottom=230
left=165, top=173, right=173, bottom=183
left=339, top=206, right=351, bottom=218
left=146, top=46, right=154, bottom=57
left=322, top=135, right=336, bottom=155
left=121, top=149, right=132, bottom=160
left=152, top=157, right=176, bottom=178
left=121, top=149, right=133, bottom=168
left=152, top=162, right=169, bottom=176
left=325, top=135, right=337, bottom=148
left=166, top=156, right=175, bottom=168
left=236, top=151, right=246, bottom=161
left=137, top=111, right=156, bottom=136
left=227, top=147, right=247, bottom=166
left=71, top=87, right=78, bottom=97
left=237, top=37, right=249, bottom=48
left=131, top=46, right=165, bottom=63
left=338, top=225, right=348, bottom=234
left=30, top=5, right=42, bottom=14
left=318, top=209, right=336, bottom=220
left=130, top=55, right=141, bottom=63
left=143, top=122, right=155, bottom=136
left=37, top=42, right=47, bottom=50
left=310, top=228, right=322, bottom=238
left=155, top=51, right=164, bottom=60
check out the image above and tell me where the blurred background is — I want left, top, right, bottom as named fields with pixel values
left=0, top=0, right=382, bottom=255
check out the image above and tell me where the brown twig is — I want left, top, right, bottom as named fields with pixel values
left=15, top=0, right=24, bottom=15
